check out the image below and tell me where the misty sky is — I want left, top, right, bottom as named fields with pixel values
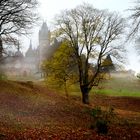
left=23, top=0, right=140, bottom=73
left=38, top=0, right=131, bottom=19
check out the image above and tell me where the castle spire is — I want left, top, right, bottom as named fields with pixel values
left=39, top=22, right=50, bottom=44
left=29, top=40, right=32, bottom=50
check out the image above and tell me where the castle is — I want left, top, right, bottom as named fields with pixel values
left=1, top=22, right=59, bottom=78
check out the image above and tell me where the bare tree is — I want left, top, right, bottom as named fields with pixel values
left=0, top=0, right=39, bottom=60
left=128, top=0, right=140, bottom=39
left=54, top=3, right=125, bottom=104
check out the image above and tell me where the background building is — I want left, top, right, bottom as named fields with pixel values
left=1, top=22, right=59, bottom=78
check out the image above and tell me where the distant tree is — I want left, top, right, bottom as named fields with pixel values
left=0, top=0, right=39, bottom=61
left=136, top=73, right=140, bottom=79
left=44, top=40, right=78, bottom=97
left=54, top=3, right=125, bottom=104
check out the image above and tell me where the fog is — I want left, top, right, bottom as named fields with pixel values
left=1, top=0, right=140, bottom=80
left=0, top=22, right=59, bottom=80
left=22, top=0, right=140, bottom=74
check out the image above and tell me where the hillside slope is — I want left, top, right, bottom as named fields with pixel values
left=0, top=80, right=139, bottom=140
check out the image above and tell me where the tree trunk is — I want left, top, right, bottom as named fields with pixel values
left=82, top=92, right=89, bottom=104
left=0, top=37, right=3, bottom=60
left=0, top=37, right=3, bottom=76
left=64, top=81, right=69, bottom=98
left=81, top=86, right=90, bottom=104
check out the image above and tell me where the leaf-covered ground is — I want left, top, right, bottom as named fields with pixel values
left=0, top=80, right=140, bottom=140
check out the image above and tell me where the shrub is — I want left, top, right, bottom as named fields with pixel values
left=90, top=106, right=115, bottom=135
left=96, top=119, right=108, bottom=134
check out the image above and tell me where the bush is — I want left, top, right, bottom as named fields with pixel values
left=96, top=119, right=108, bottom=134
left=90, top=106, right=115, bottom=135
left=0, top=73, right=7, bottom=80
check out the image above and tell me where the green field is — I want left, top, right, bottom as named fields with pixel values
left=8, top=73, right=140, bottom=98
left=91, top=76, right=140, bottom=97
left=63, top=75, right=140, bottom=98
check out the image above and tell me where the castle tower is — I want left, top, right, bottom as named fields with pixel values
left=39, top=22, right=50, bottom=63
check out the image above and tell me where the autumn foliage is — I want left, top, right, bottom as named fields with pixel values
left=0, top=80, right=139, bottom=139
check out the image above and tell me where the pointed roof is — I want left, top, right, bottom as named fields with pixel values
left=15, top=41, right=23, bottom=57
left=26, top=40, right=32, bottom=52
left=29, top=40, right=32, bottom=50
left=42, top=22, right=48, bottom=31
left=101, top=54, right=115, bottom=72
left=40, top=22, right=48, bottom=33
left=106, top=54, right=112, bottom=62
left=39, top=22, right=49, bottom=41
left=25, top=40, right=35, bottom=57
left=102, top=54, right=113, bottom=67
left=15, top=50, right=23, bottom=57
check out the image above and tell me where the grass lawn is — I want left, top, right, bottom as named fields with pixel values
left=93, top=89, right=140, bottom=97
left=66, top=75, right=140, bottom=97
left=49, top=75, right=140, bottom=98
left=91, top=76, right=140, bottom=97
